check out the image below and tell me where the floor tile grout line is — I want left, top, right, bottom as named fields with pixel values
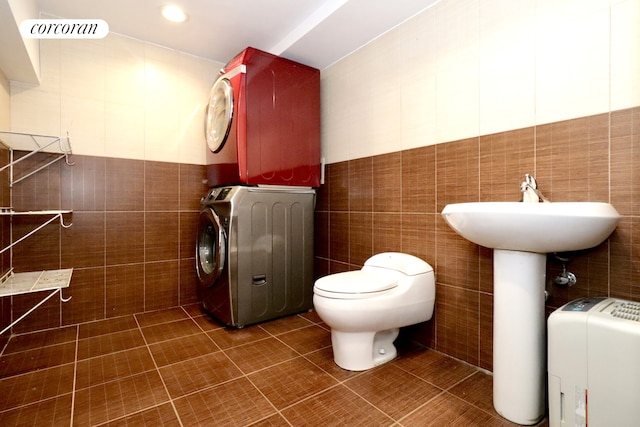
left=74, top=343, right=147, bottom=365
left=160, top=374, right=244, bottom=402
left=272, top=381, right=397, bottom=426
left=393, top=389, right=449, bottom=426
left=263, top=381, right=345, bottom=418
left=90, top=402, right=178, bottom=427
left=441, top=369, right=481, bottom=392
left=268, top=327, right=322, bottom=358
left=0, top=331, right=78, bottom=417
left=339, top=368, right=445, bottom=424
left=221, top=349, right=303, bottom=377
left=0, top=342, right=77, bottom=381
left=150, top=354, right=288, bottom=425
left=392, top=347, right=484, bottom=391
left=248, top=337, right=383, bottom=419
left=74, top=365, right=159, bottom=392
left=0, top=360, right=76, bottom=383
left=157, top=311, right=329, bottom=426
left=268, top=341, right=480, bottom=424
left=381, top=362, right=495, bottom=423
left=151, top=346, right=226, bottom=371
left=76, top=316, right=139, bottom=338
left=68, top=324, right=79, bottom=427
left=299, top=350, right=367, bottom=383
left=1, top=309, right=330, bottom=419
left=259, top=313, right=318, bottom=336
left=73, top=315, right=316, bottom=385
left=241, top=367, right=295, bottom=426
left=132, top=313, right=185, bottom=427
left=0, top=306, right=515, bottom=425
left=0, top=391, right=76, bottom=417
left=394, top=367, right=513, bottom=425
left=433, top=372, right=521, bottom=424
left=248, top=413, right=295, bottom=427
left=184, top=307, right=227, bottom=351
left=261, top=320, right=367, bottom=384
left=440, top=389, right=505, bottom=422
left=216, top=321, right=301, bottom=374
left=0, top=335, right=10, bottom=356
left=133, top=307, right=192, bottom=328
left=2, top=350, right=432, bottom=425
left=0, top=326, right=78, bottom=356
left=227, top=315, right=328, bottom=369
left=142, top=328, right=207, bottom=347
left=213, top=332, right=275, bottom=353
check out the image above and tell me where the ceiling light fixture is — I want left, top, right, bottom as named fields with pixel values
left=161, top=5, right=188, bottom=23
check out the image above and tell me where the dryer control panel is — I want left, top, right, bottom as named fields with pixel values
left=201, top=186, right=237, bottom=204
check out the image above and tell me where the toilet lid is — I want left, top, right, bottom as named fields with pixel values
left=314, top=270, right=399, bottom=298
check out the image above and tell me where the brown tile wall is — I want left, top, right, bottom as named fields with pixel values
left=2, top=154, right=208, bottom=334
left=2, top=106, right=638, bottom=371
left=315, top=106, right=640, bottom=372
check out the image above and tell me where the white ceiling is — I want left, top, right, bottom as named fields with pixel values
left=34, top=0, right=440, bottom=69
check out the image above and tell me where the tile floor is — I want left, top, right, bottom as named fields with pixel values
left=0, top=305, right=548, bottom=426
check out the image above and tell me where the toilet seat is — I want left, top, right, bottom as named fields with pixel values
left=313, top=270, right=399, bottom=299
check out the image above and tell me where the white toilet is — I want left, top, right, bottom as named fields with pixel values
left=313, top=252, right=435, bottom=371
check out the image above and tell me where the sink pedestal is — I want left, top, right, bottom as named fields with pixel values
left=440, top=201, right=620, bottom=425
left=493, top=249, right=546, bottom=425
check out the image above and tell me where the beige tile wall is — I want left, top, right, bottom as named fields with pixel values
left=9, top=31, right=221, bottom=164
left=0, top=70, right=9, bottom=129
left=321, top=0, right=640, bottom=165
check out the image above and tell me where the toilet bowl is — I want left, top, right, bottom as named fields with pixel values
left=313, top=252, right=435, bottom=371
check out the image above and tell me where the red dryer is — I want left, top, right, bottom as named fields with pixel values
left=205, top=47, right=321, bottom=187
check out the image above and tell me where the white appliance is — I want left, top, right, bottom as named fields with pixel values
left=548, top=297, right=640, bottom=427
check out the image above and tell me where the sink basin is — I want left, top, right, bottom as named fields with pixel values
left=441, top=201, right=620, bottom=424
left=441, top=202, right=620, bottom=253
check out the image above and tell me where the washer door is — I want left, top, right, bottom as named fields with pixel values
left=196, top=207, right=227, bottom=287
left=204, top=76, right=234, bottom=153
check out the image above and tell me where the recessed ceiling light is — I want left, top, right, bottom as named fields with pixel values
left=161, top=5, right=188, bottom=23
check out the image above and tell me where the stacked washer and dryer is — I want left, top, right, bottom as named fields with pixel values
left=196, top=48, right=320, bottom=328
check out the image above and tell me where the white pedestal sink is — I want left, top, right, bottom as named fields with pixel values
left=441, top=202, right=620, bottom=425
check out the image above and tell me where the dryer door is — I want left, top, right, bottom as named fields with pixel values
left=205, top=76, right=233, bottom=153
left=196, top=207, right=227, bottom=287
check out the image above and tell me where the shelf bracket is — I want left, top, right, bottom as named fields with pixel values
left=0, top=287, right=71, bottom=336
left=0, top=130, right=75, bottom=337
left=0, top=130, right=74, bottom=186
left=59, top=213, right=73, bottom=228
left=0, top=213, right=71, bottom=254
left=60, top=288, right=72, bottom=303
left=63, top=131, right=75, bottom=166
left=11, top=154, right=67, bottom=187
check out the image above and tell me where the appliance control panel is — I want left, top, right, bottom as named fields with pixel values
left=216, top=187, right=233, bottom=200
left=561, top=297, right=606, bottom=312
left=202, top=186, right=235, bottom=204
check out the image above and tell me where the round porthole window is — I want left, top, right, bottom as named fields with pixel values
left=205, top=77, right=233, bottom=153
left=196, top=207, right=227, bottom=287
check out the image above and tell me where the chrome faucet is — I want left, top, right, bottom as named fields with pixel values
left=520, top=174, right=550, bottom=203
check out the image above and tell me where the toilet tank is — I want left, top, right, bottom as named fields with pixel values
left=364, top=253, right=433, bottom=276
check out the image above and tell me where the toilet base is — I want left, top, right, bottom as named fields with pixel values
left=331, top=328, right=400, bottom=371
